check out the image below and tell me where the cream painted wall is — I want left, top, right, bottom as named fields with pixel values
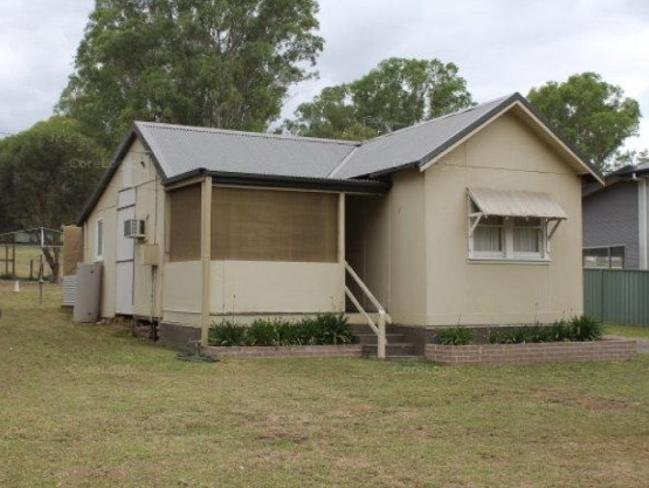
left=83, top=137, right=165, bottom=319
left=160, top=260, right=343, bottom=326
left=131, top=139, right=166, bottom=318
left=83, top=158, right=122, bottom=318
left=210, top=260, right=344, bottom=314
left=161, top=261, right=202, bottom=326
left=422, top=111, right=583, bottom=325
left=346, top=169, right=427, bottom=324
left=348, top=110, right=584, bottom=326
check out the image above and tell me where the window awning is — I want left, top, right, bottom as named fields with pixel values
left=468, top=188, right=567, bottom=220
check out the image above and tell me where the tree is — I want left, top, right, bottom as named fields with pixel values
left=281, top=85, right=378, bottom=140
left=528, top=73, right=641, bottom=173
left=0, top=117, right=104, bottom=279
left=285, top=57, right=474, bottom=140
left=614, top=148, right=649, bottom=168
left=57, top=0, right=324, bottom=149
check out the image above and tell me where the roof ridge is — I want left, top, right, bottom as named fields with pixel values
left=356, top=94, right=516, bottom=145
left=327, top=145, right=360, bottom=178
left=135, top=121, right=360, bottom=147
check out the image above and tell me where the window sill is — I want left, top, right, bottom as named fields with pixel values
left=468, top=256, right=551, bottom=265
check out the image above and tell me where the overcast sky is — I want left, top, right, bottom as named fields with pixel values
left=1, top=0, right=648, bottom=152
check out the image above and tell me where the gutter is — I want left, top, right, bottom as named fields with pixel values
left=163, top=169, right=390, bottom=194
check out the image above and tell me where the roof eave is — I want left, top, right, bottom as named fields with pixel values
left=185, top=170, right=391, bottom=194
left=76, top=124, right=168, bottom=226
left=415, top=93, right=604, bottom=185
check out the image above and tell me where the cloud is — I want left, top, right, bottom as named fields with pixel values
left=0, top=0, right=647, bottom=152
left=0, top=0, right=93, bottom=137
left=284, top=0, right=649, bottom=151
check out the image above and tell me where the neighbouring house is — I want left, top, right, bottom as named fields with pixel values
left=582, top=163, right=649, bottom=270
left=74, top=93, right=602, bottom=352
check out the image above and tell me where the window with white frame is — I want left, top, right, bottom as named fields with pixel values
left=472, top=215, right=505, bottom=257
left=512, top=217, right=544, bottom=257
left=467, top=188, right=565, bottom=263
left=469, top=202, right=551, bottom=261
left=96, top=218, right=104, bottom=260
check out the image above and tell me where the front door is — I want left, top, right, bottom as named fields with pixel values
left=116, top=203, right=135, bottom=315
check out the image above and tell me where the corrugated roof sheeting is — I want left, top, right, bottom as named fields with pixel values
left=136, top=122, right=358, bottom=179
left=468, top=188, right=568, bottom=219
left=333, top=96, right=511, bottom=178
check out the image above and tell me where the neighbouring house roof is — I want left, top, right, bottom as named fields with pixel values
left=468, top=188, right=568, bottom=220
left=583, top=162, right=649, bottom=198
left=78, top=92, right=602, bottom=225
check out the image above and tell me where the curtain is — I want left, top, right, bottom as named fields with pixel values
left=474, top=217, right=503, bottom=252
left=513, top=218, right=541, bottom=253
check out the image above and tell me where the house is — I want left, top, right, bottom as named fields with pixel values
left=582, top=163, right=649, bottom=270
left=75, top=93, right=602, bottom=354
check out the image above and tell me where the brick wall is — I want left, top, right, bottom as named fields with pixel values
left=201, top=344, right=363, bottom=359
left=425, top=339, right=637, bottom=365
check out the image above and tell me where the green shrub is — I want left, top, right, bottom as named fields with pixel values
left=246, top=320, right=281, bottom=346
left=569, top=315, right=602, bottom=341
left=438, top=327, right=473, bottom=345
left=207, top=314, right=352, bottom=347
left=313, top=314, right=352, bottom=345
left=209, top=321, right=247, bottom=346
left=547, top=320, right=572, bottom=342
left=487, top=316, right=602, bottom=344
left=492, top=325, right=551, bottom=344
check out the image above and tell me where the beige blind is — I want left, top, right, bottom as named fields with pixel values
left=211, top=187, right=338, bottom=262
left=169, top=184, right=201, bottom=262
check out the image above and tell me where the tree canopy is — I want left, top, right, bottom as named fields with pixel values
left=0, top=117, right=104, bottom=232
left=57, top=0, right=324, bottom=149
left=0, top=117, right=105, bottom=278
left=528, top=73, right=641, bottom=173
left=284, top=57, right=474, bottom=140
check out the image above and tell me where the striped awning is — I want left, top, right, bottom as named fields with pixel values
left=468, top=188, right=567, bottom=220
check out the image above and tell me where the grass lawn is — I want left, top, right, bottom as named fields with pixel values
left=605, top=324, right=649, bottom=340
left=1, top=283, right=649, bottom=487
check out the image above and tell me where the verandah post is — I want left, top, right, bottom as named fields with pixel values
left=377, top=313, right=386, bottom=360
left=200, top=175, right=213, bottom=348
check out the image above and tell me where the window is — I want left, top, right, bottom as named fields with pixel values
left=467, top=188, right=563, bottom=263
left=469, top=204, right=548, bottom=261
left=583, top=246, right=624, bottom=269
left=513, top=218, right=544, bottom=257
left=472, top=216, right=505, bottom=257
left=95, top=218, right=104, bottom=260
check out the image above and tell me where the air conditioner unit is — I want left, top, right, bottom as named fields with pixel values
left=124, top=219, right=145, bottom=239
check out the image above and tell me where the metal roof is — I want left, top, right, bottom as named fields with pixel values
left=469, top=188, right=567, bottom=220
left=334, top=96, right=512, bottom=178
left=78, top=93, right=601, bottom=224
left=135, top=121, right=358, bottom=180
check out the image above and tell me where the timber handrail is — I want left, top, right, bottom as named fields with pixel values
left=344, top=261, right=390, bottom=359
left=344, top=261, right=392, bottom=321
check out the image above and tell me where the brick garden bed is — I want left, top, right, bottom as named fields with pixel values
left=425, top=338, right=637, bottom=365
left=201, top=344, right=363, bottom=359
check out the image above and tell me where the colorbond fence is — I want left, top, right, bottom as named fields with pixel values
left=584, top=269, right=649, bottom=326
